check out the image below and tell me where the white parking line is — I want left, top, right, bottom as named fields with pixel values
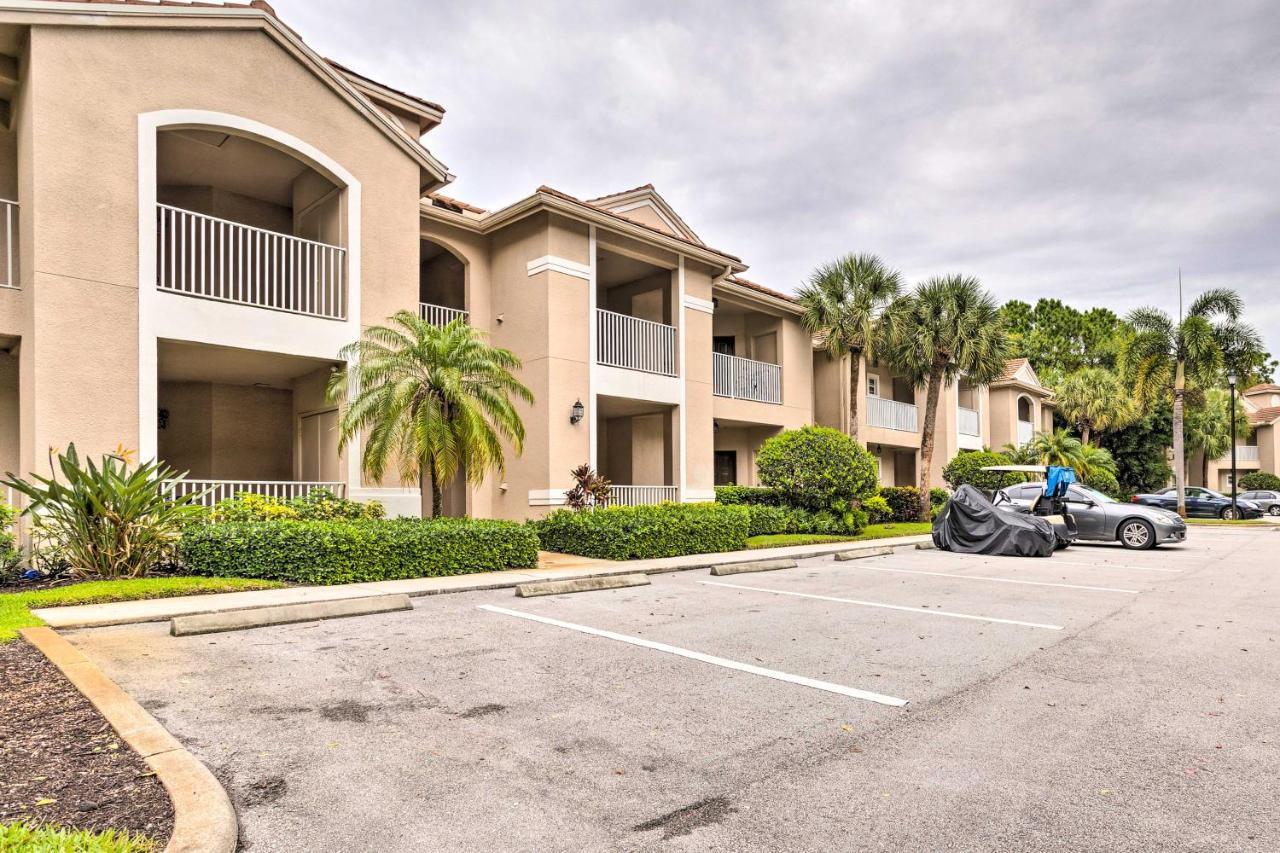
left=476, top=604, right=909, bottom=707
left=921, top=555, right=1181, bottom=573
left=697, top=580, right=1064, bottom=630
left=840, top=563, right=1140, bottom=594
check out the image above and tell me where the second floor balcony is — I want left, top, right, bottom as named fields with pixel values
left=157, top=204, right=348, bottom=321
left=0, top=199, right=17, bottom=290
left=867, top=395, right=919, bottom=433
left=713, top=351, right=781, bottom=404
left=958, top=405, right=980, bottom=436
left=597, top=308, right=677, bottom=377
left=419, top=302, right=469, bottom=327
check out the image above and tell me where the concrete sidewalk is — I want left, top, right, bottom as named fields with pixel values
left=32, top=534, right=932, bottom=629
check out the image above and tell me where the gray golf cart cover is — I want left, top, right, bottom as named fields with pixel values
left=932, top=484, right=1056, bottom=557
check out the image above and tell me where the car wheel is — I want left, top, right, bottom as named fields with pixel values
left=1270, top=505, right=1280, bottom=517
left=1220, top=507, right=1239, bottom=520
left=1119, top=519, right=1155, bottom=550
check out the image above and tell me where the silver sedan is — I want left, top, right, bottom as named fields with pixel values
left=999, top=482, right=1187, bottom=550
left=1239, top=490, right=1280, bottom=516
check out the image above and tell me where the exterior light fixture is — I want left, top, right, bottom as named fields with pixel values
left=157, top=408, right=169, bottom=430
left=713, top=420, right=720, bottom=434
left=570, top=399, right=585, bottom=425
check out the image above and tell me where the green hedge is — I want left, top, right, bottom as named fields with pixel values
left=713, top=485, right=787, bottom=506
left=878, top=486, right=924, bottom=522
left=743, top=503, right=867, bottom=537
left=756, top=426, right=879, bottom=510
left=534, top=503, right=750, bottom=560
left=942, top=450, right=1021, bottom=492
left=180, top=518, right=539, bottom=584
left=1239, top=471, right=1280, bottom=492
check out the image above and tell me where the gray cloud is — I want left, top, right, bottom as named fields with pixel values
left=274, top=0, right=1280, bottom=358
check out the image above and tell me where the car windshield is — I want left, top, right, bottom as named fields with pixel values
left=1076, top=486, right=1117, bottom=504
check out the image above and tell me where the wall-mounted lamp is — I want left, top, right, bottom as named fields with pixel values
left=713, top=420, right=720, bottom=434
left=570, top=399, right=585, bottom=425
left=499, top=482, right=509, bottom=493
left=157, top=408, right=169, bottom=430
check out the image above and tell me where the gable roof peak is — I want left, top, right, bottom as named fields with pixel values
left=583, top=184, right=703, bottom=246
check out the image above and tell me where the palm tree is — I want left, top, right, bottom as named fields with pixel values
left=797, top=253, right=902, bottom=440
left=1184, top=387, right=1250, bottom=489
left=327, top=312, right=533, bottom=517
left=1125, top=288, right=1263, bottom=516
left=1025, top=428, right=1117, bottom=480
left=1054, top=367, right=1136, bottom=445
left=879, top=275, right=1008, bottom=516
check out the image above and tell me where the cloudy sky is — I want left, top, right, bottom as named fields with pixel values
left=274, top=0, right=1280, bottom=358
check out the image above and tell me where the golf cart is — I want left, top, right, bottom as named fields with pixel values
left=985, top=464, right=1080, bottom=549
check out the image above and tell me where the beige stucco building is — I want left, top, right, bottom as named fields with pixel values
left=0, top=0, right=1060, bottom=522
left=1190, top=383, right=1280, bottom=492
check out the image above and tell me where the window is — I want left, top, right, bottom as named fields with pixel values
left=867, top=375, right=880, bottom=397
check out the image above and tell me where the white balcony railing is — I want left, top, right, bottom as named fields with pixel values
left=958, top=406, right=980, bottom=436
left=866, top=396, right=919, bottom=432
left=606, top=485, right=678, bottom=506
left=0, top=199, right=17, bottom=289
left=156, top=204, right=347, bottom=320
left=713, top=352, right=782, bottom=404
left=163, top=479, right=346, bottom=507
left=1225, top=445, right=1261, bottom=463
left=596, top=309, right=677, bottom=376
left=419, top=302, right=468, bottom=327
left=1017, top=420, right=1035, bottom=447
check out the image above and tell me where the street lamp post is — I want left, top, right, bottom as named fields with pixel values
left=1228, top=372, right=1238, bottom=518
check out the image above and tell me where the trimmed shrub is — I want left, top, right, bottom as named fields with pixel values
left=180, top=518, right=538, bottom=584
left=756, top=426, right=879, bottom=511
left=942, top=450, right=1021, bottom=492
left=0, top=501, right=19, bottom=575
left=534, top=503, right=749, bottom=560
left=862, top=495, right=893, bottom=524
left=714, top=485, right=787, bottom=506
left=1082, top=468, right=1122, bottom=499
left=745, top=504, right=791, bottom=536
left=210, top=488, right=384, bottom=523
left=878, top=486, right=924, bottom=523
left=1239, top=471, right=1280, bottom=492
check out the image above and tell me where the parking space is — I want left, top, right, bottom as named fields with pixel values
left=67, top=529, right=1279, bottom=851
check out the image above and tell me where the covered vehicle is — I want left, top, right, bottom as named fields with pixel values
left=1000, top=481, right=1187, bottom=549
left=932, top=484, right=1057, bottom=557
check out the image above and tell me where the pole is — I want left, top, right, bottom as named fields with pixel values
left=1230, top=374, right=1238, bottom=518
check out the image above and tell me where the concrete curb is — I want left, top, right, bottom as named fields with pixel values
left=171, top=593, right=412, bottom=636
left=516, top=574, right=649, bottom=597
left=709, top=558, right=796, bottom=576
left=834, top=546, right=894, bottom=561
left=20, top=627, right=238, bottom=853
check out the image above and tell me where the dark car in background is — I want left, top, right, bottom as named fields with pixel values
left=1131, top=486, right=1263, bottom=520
left=1239, top=490, right=1280, bottom=516
left=1000, top=482, right=1186, bottom=549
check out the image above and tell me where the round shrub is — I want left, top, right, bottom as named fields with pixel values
left=1239, top=471, right=1280, bottom=492
left=942, top=450, right=1022, bottom=492
left=862, top=495, right=892, bottom=524
left=745, top=504, right=791, bottom=536
left=1082, top=468, right=1122, bottom=499
left=756, top=426, right=878, bottom=511
left=878, top=486, right=924, bottom=522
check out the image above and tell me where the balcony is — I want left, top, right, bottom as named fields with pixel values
left=596, top=308, right=677, bottom=376
left=0, top=199, right=17, bottom=290
left=1221, top=445, right=1260, bottom=463
left=867, top=396, right=918, bottom=432
left=156, top=204, right=347, bottom=321
left=1017, top=420, right=1035, bottom=446
left=958, top=406, right=980, bottom=436
left=164, top=479, right=346, bottom=507
left=607, top=485, right=678, bottom=506
left=419, top=302, right=468, bottom=327
left=713, top=352, right=781, bottom=404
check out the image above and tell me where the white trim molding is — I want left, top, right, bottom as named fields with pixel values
left=682, top=488, right=716, bottom=503
left=528, top=488, right=570, bottom=507
left=587, top=226, right=598, bottom=470
left=677, top=256, right=688, bottom=500
left=683, top=294, right=715, bottom=315
left=526, top=255, right=591, bottom=280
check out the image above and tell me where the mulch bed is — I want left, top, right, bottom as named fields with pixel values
left=0, top=639, right=174, bottom=842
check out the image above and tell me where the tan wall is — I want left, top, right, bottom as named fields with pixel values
left=0, top=349, right=17, bottom=478
left=157, top=185, right=292, bottom=234
left=11, top=24, right=422, bottom=491
left=713, top=424, right=781, bottom=486
left=682, top=262, right=716, bottom=499
left=157, top=380, right=292, bottom=479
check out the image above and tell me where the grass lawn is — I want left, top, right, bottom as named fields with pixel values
left=1185, top=518, right=1272, bottom=526
left=746, top=522, right=933, bottom=550
left=1, top=822, right=157, bottom=852
left=0, top=576, right=284, bottom=642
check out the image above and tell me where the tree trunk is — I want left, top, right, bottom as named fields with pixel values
left=848, top=350, right=862, bottom=441
left=1081, top=425, right=1091, bottom=446
left=1201, top=446, right=1210, bottom=490
left=1172, top=360, right=1187, bottom=518
left=428, top=457, right=444, bottom=518
left=917, top=362, right=945, bottom=518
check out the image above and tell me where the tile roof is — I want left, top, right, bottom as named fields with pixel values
left=1244, top=383, right=1280, bottom=395
left=1249, top=406, right=1280, bottom=425
left=585, top=183, right=656, bottom=203
left=428, top=193, right=486, bottom=215
left=723, top=275, right=797, bottom=303
left=534, top=185, right=742, bottom=263
left=995, top=358, right=1030, bottom=382
left=324, top=58, right=445, bottom=115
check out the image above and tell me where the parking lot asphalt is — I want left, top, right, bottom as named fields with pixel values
left=67, top=528, right=1279, bottom=852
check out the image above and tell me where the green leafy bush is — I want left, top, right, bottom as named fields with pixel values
left=713, top=485, right=787, bottom=506
left=878, top=486, right=924, bottom=522
left=744, top=504, right=791, bottom=536
left=534, top=503, right=749, bottom=560
left=862, top=495, right=893, bottom=524
left=1, top=444, right=204, bottom=579
left=743, top=503, right=866, bottom=537
left=942, top=450, right=1021, bottom=492
left=210, top=488, right=383, bottom=523
left=0, top=500, right=20, bottom=575
left=1082, top=468, right=1123, bottom=499
left=1239, top=471, right=1280, bottom=492
left=181, top=518, right=538, bottom=584
left=756, top=426, right=879, bottom=511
